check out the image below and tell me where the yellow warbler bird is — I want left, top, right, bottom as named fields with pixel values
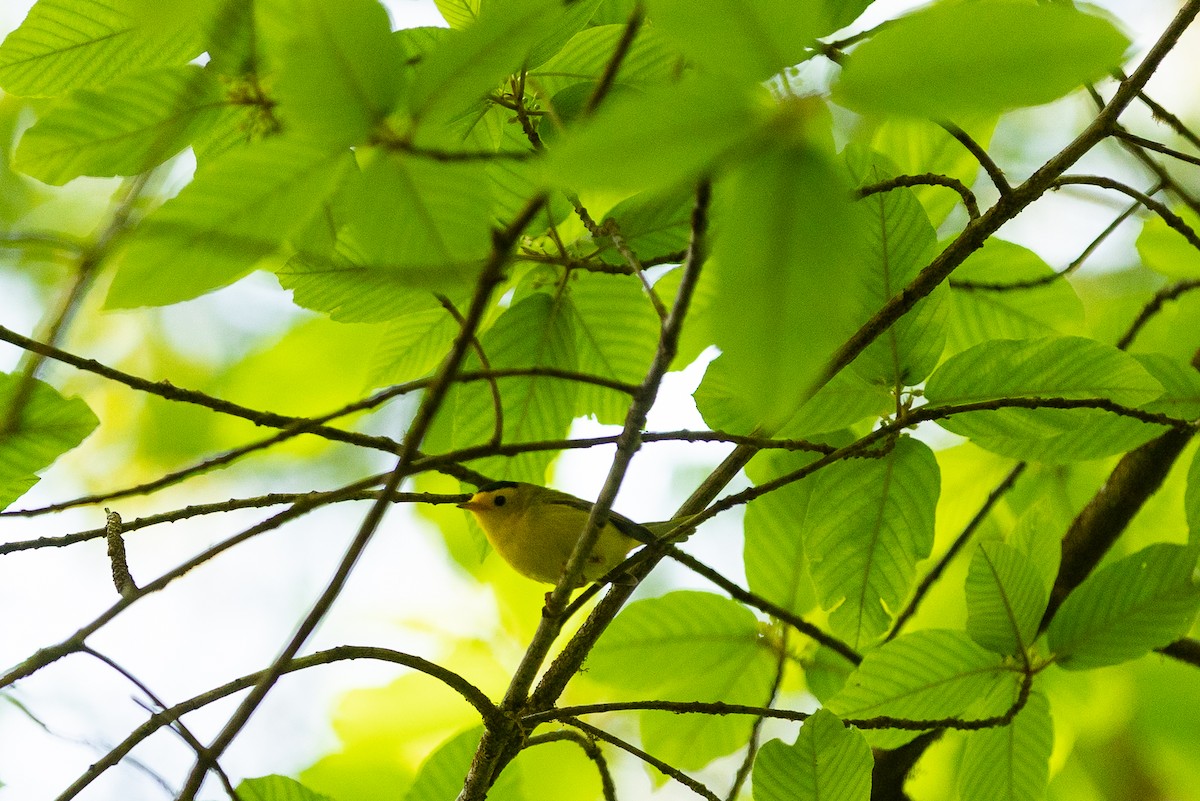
left=458, top=481, right=679, bottom=586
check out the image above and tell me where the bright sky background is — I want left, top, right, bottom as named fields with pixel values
left=0, top=1, right=1197, bottom=800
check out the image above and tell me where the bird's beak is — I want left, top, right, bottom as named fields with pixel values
left=457, top=497, right=482, bottom=511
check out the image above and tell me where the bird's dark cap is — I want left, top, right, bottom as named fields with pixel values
left=476, top=481, right=519, bottom=493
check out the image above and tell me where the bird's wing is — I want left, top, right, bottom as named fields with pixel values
left=541, top=491, right=656, bottom=545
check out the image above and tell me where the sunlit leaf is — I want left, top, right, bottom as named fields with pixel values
left=1048, top=543, right=1200, bottom=670
left=805, top=436, right=940, bottom=648
left=965, top=541, right=1048, bottom=656
left=1009, top=501, right=1061, bottom=597
left=238, top=775, right=334, bottom=801
left=1136, top=205, right=1200, bottom=279
left=0, top=0, right=205, bottom=96
left=409, top=0, right=564, bottom=125
left=867, top=115, right=996, bottom=226
left=435, top=0, right=481, bottom=29
left=542, top=76, right=767, bottom=193
left=924, top=336, right=1167, bottom=461
left=405, top=728, right=525, bottom=801
left=835, top=2, right=1130, bottom=117
left=257, top=0, right=406, bottom=146
left=0, top=373, right=99, bottom=510
left=366, top=308, right=460, bottom=389
left=827, top=629, right=1008, bottom=749
left=945, top=238, right=1086, bottom=355
left=1189, top=447, right=1200, bottom=547
left=427, top=292, right=579, bottom=484
left=564, top=271, right=659, bottom=424
left=927, top=336, right=1161, bottom=407
left=587, top=591, right=778, bottom=770
left=527, top=23, right=679, bottom=100
left=697, top=352, right=892, bottom=439
left=278, top=251, right=446, bottom=323
left=753, top=709, right=872, bottom=801
left=744, top=447, right=839, bottom=618
left=708, top=131, right=868, bottom=431
left=595, top=185, right=694, bottom=266
left=846, top=149, right=944, bottom=388
left=340, top=151, right=494, bottom=285
left=1135, top=353, right=1200, bottom=420
left=15, top=65, right=223, bottom=184
left=958, top=687, right=1053, bottom=801
left=645, top=0, right=852, bottom=82
left=106, top=138, right=354, bottom=307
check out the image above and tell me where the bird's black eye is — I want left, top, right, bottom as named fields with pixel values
left=494, top=495, right=507, bottom=507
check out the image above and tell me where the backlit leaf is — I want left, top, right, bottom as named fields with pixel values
left=753, top=709, right=872, bottom=801
left=805, top=436, right=940, bottom=648
left=0, top=373, right=99, bottom=510
left=1048, top=543, right=1200, bottom=670
left=836, top=2, right=1130, bottom=117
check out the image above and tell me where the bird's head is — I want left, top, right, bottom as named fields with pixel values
left=457, top=481, right=529, bottom=524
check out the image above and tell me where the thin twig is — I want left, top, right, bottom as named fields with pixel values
left=941, top=122, right=1010, bottom=196
left=55, top=646, right=497, bottom=801
left=563, top=717, right=722, bottom=801
left=525, top=731, right=617, bottom=801
left=81, top=646, right=242, bottom=801
left=173, top=196, right=548, bottom=800
left=859, top=173, right=980, bottom=220
left=1117, top=279, right=1200, bottom=350
left=1112, top=128, right=1200, bottom=167
left=583, top=2, right=645, bottom=116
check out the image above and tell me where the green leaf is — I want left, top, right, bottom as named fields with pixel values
left=945, top=238, right=1086, bottom=355
left=846, top=150, right=944, bottom=387
left=237, top=775, right=334, bottom=801
left=542, top=76, right=766, bottom=193
left=587, top=591, right=778, bottom=770
left=1009, top=501, right=1061, bottom=597
left=366, top=308, right=460, bottom=389
left=595, top=185, right=694, bottom=266
left=408, top=0, right=564, bottom=126
left=1134, top=353, right=1200, bottom=420
left=827, top=629, right=1008, bottom=749
left=0, top=373, right=99, bottom=510
left=965, top=541, right=1048, bottom=657
left=744, top=447, right=840, bottom=618
left=256, top=0, right=406, bottom=146
left=1048, top=543, right=1200, bottom=670
left=866, top=116, right=996, bottom=226
left=524, top=0, right=604, bottom=70
left=1189, top=447, right=1200, bottom=547
left=435, top=0, right=481, bottom=29
left=752, top=709, right=872, bottom=801
left=340, top=152, right=494, bottom=284
left=0, top=0, right=206, bottom=96
left=106, top=138, right=354, bottom=307
left=835, top=2, right=1130, bottom=118
left=1136, top=205, right=1200, bottom=279
left=427, top=292, right=579, bottom=484
left=805, top=436, right=940, bottom=648
left=924, top=336, right=1167, bottom=462
left=957, top=687, right=1053, bottom=801
left=278, top=251, right=446, bottom=323
left=708, top=136, right=868, bottom=431
left=405, top=728, right=524, bottom=801
left=564, top=271, right=659, bottom=424
left=527, top=23, right=679, bottom=100
left=697, top=353, right=891, bottom=440
left=927, top=336, right=1162, bottom=407
left=644, top=0, right=841, bottom=82
left=15, top=65, right=223, bottom=184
